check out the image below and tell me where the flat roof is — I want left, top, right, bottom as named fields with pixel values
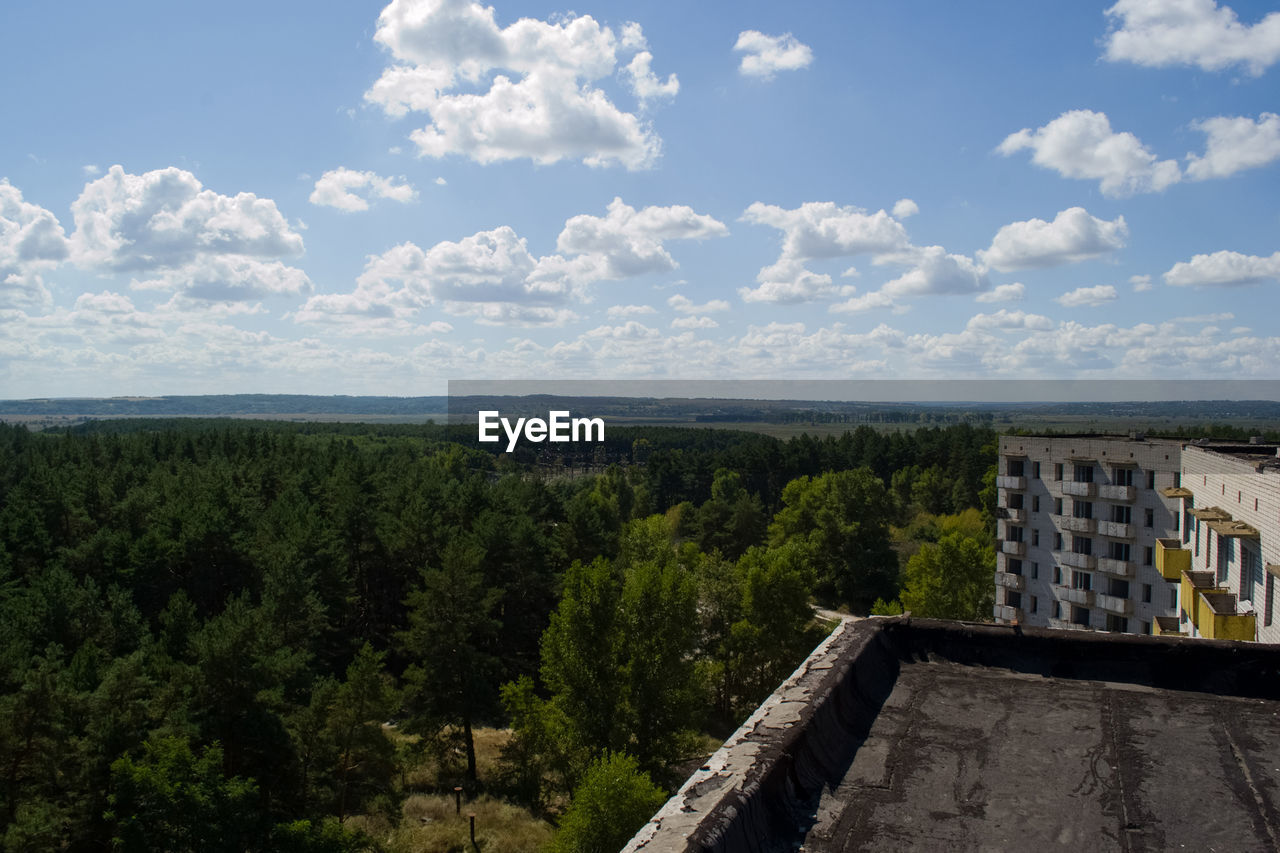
left=628, top=618, right=1280, bottom=852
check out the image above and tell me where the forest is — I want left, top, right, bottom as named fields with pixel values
left=0, top=419, right=998, bottom=851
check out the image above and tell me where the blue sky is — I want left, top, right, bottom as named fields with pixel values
left=2, top=0, right=1279, bottom=396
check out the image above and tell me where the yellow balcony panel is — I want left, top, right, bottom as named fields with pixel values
left=1161, top=486, right=1193, bottom=499
left=1156, top=538, right=1191, bottom=581
left=1189, top=506, right=1232, bottom=522
left=1197, top=591, right=1256, bottom=642
left=1152, top=616, right=1185, bottom=637
left=1181, top=570, right=1223, bottom=629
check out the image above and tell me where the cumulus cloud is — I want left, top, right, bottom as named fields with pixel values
left=739, top=201, right=909, bottom=303
left=980, top=207, right=1128, bottom=271
left=667, top=294, right=730, bottom=314
left=1130, top=274, right=1154, bottom=292
left=0, top=179, right=69, bottom=310
left=892, top=198, right=919, bottom=219
left=966, top=309, right=1054, bottom=332
left=1185, top=113, right=1280, bottom=180
left=1163, top=250, right=1280, bottom=287
left=556, top=197, right=728, bottom=279
left=364, top=0, right=673, bottom=169
left=1103, top=0, right=1280, bottom=76
left=296, top=198, right=724, bottom=329
left=606, top=303, right=656, bottom=318
left=877, top=245, right=990, bottom=298
left=1056, top=284, right=1119, bottom=307
left=624, top=51, right=679, bottom=108
left=734, top=30, right=813, bottom=78
left=997, top=110, right=1182, bottom=196
left=309, top=168, right=418, bottom=211
left=671, top=314, right=718, bottom=329
left=976, top=282, right=1027, bottom=303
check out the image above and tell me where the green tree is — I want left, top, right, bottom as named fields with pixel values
left=549, top=752, right=666, bottom=853
left=898, top=532, right=995, bottom=621
left=398, top=539, right=501, bottom=787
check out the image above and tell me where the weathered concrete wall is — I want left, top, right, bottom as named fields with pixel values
left=625, top=616, right=1280, bottom=852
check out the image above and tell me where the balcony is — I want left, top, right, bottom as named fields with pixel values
left=1152, top=616, right=1186, bottom=637
left=993, top=604, right=1023, bottom=623
left=1155, top=538, right=1191, bottom=581
left=1098, top=484, right=1136, bottom=501
left=1062, top=481, right=1096, bottom=498
left=1001, top=540, right=1026, bottom=557
left=996, top=475, right=1026, bottom=491
left=1095, top=557, right=1135, bottom=577
left=999, top=507, right=1026, bottom=523
left=1096, top=594, right=1133, bottom=615
left=1096, top=521, right=1133, bottom=539
left=1061, top=516, right=1095, bottom=534
left=1180, top=570, right=1223, bottom=630
left=995, top=571, right=1026, bottom=591
left=1197, top=591, right=1256, bottom=642
left=1059, top=551, right=1096, bottom=570
left=1048, top=618, right=1090, bottom=632
left=1059, top=586, right=1095, bottom=606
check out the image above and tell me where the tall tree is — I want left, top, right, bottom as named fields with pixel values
left=899, top=532, right=995, bottom=621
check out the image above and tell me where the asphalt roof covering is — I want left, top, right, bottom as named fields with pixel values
left=627, top=618, right=1280, bottom=853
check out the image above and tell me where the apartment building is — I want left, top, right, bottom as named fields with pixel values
left=1154, top=440, right=1280, bottom=643
left=994, top=434, right=1184, bottom=634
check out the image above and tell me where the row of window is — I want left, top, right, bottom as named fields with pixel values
left=1006, top=493, right=1157, bottom=526
left=1006, top=459, right=1165, bottom=489
left=1005, top=525, right=1157, bottom=563
left=1005, top=558, right=1170, bottom=605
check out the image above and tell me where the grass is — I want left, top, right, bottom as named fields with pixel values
left=378, top=795, right=554, bottom=853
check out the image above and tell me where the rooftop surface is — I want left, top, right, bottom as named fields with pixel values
left=627, top=618, right=1280, bottom=852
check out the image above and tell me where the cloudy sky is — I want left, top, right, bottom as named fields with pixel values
left=3, top=0, right=1280, bottom=396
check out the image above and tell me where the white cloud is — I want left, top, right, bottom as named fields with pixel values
left=980, top=207, right=1128, bottom=271
left=1163, top=250, right=1280, bottom=287
left=667, top=294, right=730, bottom=314
left=739, top=201, right=909, bottom=303
left=892, top=198, right=919, bottom=219
left=1103, top=0, right=1280, bottom=76
left=1056, top=284, right=1119, bottom=307
left=976, top=282, right=1027, bottom=303
left=671, top=314, right=718, bottom=329
left=365, top=0, right=671, bottom=169
left=0, top=179, right=70, bottom=311
left=878, top=245, right=989, bottom=298
left=82, top=164, right=101, bottom=177
left=68, top=165, right=308, bottom=303
left=606, top=303, right=656, bottom=318
left=309, top=167, right=418, bottom=211
left=734, top=30, right=813, bottom=78
left=556, top=197, right=728, bottom=279
left=624, top=51, right=679, bottom=108
left=997, top=110, right=1182, bottom=197
left=966, top=309, right=1054, bottom=331
left=435, top=176, right=447, bottom=186
left=1130, top=274, right=1154, bottom=292
left=1185, top=113, right=1280, bottom=180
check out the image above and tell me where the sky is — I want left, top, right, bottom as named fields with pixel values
left=2, top=0, right=1280, bottom=397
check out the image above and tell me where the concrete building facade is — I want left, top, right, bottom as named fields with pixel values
left=994, top=434, right=1184, bottom=635
left=1156, top=441, right=1280, bottom=643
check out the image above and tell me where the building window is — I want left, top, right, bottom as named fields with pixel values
left=1143, top=546, right=1153, bottom=566
left=1054, top=463, right=1063, bottom=481
left=1108, top=578, right=1130, bottom=598
left=1147, top=471, right=1156, bottom=489
left=1008, top=525, right=1024, bottom=543
left=1142, top=583, right=1152, bottom=603
left=1053, top=566, right=1063, bottom=585
left=1170, top=587, right=1177, bottom=609
left=1072, top=570, right=1092, bottom=591
left=1010, top=492, right=1024, bottom=509
left=1109, top=541, right=1130, bottom=561
left=1008, top=459, right=1025, bottom=477
left=1032, top=496, right=1040, bottom=512
left=1216, top=535, right=1231, bottom=585
left=1054, top=601, right=1062, bottom=620
left=1054, top=497, right=1064, bottom=515
left=1008, top=558, right=1023, bottom=575
left=1267, top=573, right=1274, bottom=628
left=1071, top=606, right=1090, bottom=626
left=1073, top=536, right=1093, bottom=556
left=1006, top=590, right=1023, bottom=608
left=1183, top=511, right=1192, bottom=544
left=1030, top=595, right=1038, bottom=614
left=1141, top=620, right=1151, bottom=635
left=1174, top=512, right=1179, bottom=532
left=1054, top=532, right=1064, bottom=551
left=1031, top=561, right=1039, bottom=579
left=1106, top=614, right=1129, bottom=633
left=1032, top=529, right=1040, bottom=547
left=1144, top=508, right=1154, bottom=528
left=1073, top=500, right=1093, bottom=519
left=1112, top=504, right=1132, bottom=524
left=1241, top=547, right=1260, bottom=603
left=1174, top=472, right=1181, bottom=487
left=1074, top=464, right=1094, bottom=483
left=1114, top=467, right=1134, bottom=487
left=1033, top=462, right=1041, bottom=479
